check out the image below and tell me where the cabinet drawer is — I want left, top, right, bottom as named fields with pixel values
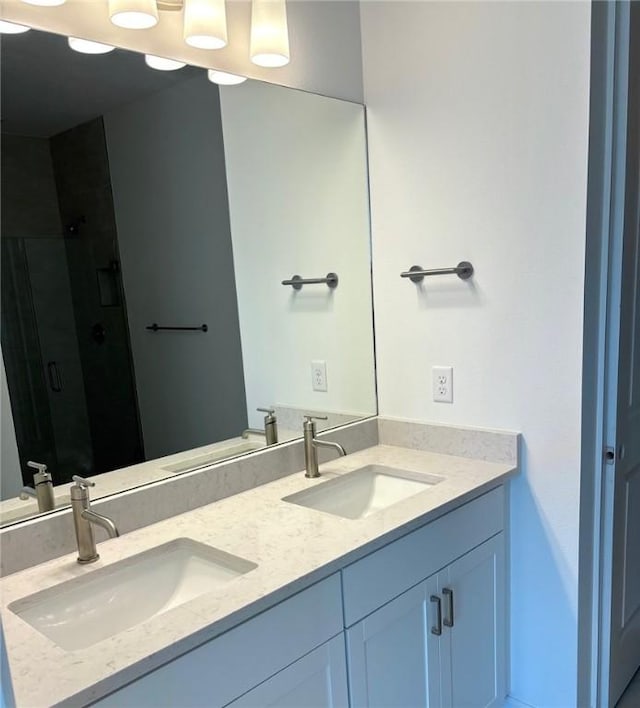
left=226, top=635, right=348, bottom=708
left=342, top=487, right=504, bottom=626
left=94, top=573, right=343, bottom=708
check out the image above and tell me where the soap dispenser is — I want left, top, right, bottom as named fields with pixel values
left=26, top=461, right=55, bottom=512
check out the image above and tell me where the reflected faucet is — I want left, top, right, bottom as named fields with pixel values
left=70, top=476, right=119, bottom=564
left=242, top=407, right=278, bottom=445
left=303, top=415, right=346, bottom=478
left=19, top=462, right=55, bottom=512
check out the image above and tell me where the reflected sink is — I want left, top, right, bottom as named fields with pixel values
left=162, top=441, right=264, bottom=473
left=283, top=464, right=444, bottom=520
left=9, top=538, right=257, bottom=651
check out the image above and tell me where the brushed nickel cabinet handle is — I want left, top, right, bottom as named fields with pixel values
left=443, top=587, right=454, bottom=628
left=430, top=595, right=442, bottom=635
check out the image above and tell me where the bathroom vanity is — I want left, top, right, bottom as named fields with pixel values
left=0, top=436, right=517, bottom=707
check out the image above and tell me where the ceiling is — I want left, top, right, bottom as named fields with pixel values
left=1, top=28, right=202, bottom=138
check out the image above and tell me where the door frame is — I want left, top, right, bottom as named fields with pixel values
left=579, top=1, right=632, bottom=706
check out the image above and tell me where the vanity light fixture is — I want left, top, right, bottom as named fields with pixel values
left=207, top=69, right=247, bottom=85
left=183, top=0, right=227, bottom=50
left=145, top=54, right=186, bottom=70
left=109, top=0, right=159, bottom=29
left=6, top=0, right=290, bottom=77
left=250, top=0, right=290, bottom=68
left=68, top=37, right=116, bottom=54
left=20, top=0, right=66, bottom=5
left=0, top=20, right=31, bottom=33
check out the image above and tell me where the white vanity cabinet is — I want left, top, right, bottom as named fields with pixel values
left=92, top=574, right=345, bottom=708
left=346, top=534, right=505, bottom=708
left=92, top=487, right=506, bottom=708
left=342, top=487, right=506, bottom=708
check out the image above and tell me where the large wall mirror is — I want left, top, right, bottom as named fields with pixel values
left=0, top=27, right=376, bottom=526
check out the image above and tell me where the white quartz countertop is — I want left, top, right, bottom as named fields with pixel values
left=0, top=444, right=517, bottom=707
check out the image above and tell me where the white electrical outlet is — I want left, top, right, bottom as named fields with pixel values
left=311, top=360, right=328, bottom=392
left=432, top=366, right=453, bottom=403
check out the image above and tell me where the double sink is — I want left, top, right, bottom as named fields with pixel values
left=9, top=464, right=443, bottom=651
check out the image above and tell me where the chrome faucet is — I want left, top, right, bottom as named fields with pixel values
left=303, top=415, right=346, bottom=478
left=70, top=476, right=119, bottom=564
left=242, top=407, right=278, bottom=445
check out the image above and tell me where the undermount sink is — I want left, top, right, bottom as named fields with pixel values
left=9, top=538, right=257, bottom=651
left=162, top=441, right=264, bottom=473
left=282, top=464, right=444, bottom=520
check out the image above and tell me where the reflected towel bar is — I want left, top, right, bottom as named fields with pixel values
left=282, top=273, right=339, bottom=290
left=146, top=323, right=208, bottom=332
left=400, top=261, right=474, bottom=283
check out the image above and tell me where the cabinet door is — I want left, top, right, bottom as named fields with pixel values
left=346, top=577, right=442, bottom=708
left=441, top=534, right=506, bottom=708
left=226, top=635, right=348, bottom=708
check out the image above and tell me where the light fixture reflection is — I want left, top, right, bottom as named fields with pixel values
left=68, top=37, right=116, bottom=54
left=109, top=0, right=159, bottom=29
left=20, top=0, right=66, bottom=5
left=207, top=70, right=247, bottom=86
left=0, top=20, right=31, bottom=34
left=184, top=0, right=227, bottom=50
left=145, top=54, right=186, bottom=71
left=250, top=0, right=289, bottom=68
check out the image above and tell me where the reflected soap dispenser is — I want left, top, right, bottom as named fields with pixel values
left=27, top=461, right=55, bottom=512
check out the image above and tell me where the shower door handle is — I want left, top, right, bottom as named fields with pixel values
left=47, top=361, right=62, bottom=392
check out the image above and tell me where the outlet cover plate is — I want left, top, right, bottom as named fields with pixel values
left=311, top=360, right=328, bottom=392
left=432, top=366, right=453, bottom=403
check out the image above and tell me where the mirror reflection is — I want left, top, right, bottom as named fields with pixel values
left=0, top=28, right=376, bottom=526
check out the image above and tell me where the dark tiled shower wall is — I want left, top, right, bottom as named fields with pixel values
left=0, top=134, right=62, bottom=240
left=50, top=118, right=144, bottom=477
left=1, top=135, right=68, bottom=490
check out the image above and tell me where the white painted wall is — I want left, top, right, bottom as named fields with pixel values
left=360, top=2, right=591, bottom=706
left=220, top=81, right=376, bottom=430
left=0, top=0, right=363, bottom=103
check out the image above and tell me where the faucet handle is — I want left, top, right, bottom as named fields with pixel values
left=257, top=407, right=275, bottom=415
left=28, top=461, right=52, bottom=484
left=303, top=415, right=328, bottom=423
left=72, top=475, right=95, bottom=489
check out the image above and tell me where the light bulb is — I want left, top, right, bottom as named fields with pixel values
left=145, top=55, right=186, bottom=71
left=184, top=0, right=227, bottom=50
left=250, top=0, right=289, bottom=68
left=0, top=20, right=31, bottom=34
left=109, top=0, right=158, bottom=29
left=20, top=0, right=66, bottom=5
left=207, top=70, right=247, bottom=85
left=68, top=37, right=116, bottom=54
